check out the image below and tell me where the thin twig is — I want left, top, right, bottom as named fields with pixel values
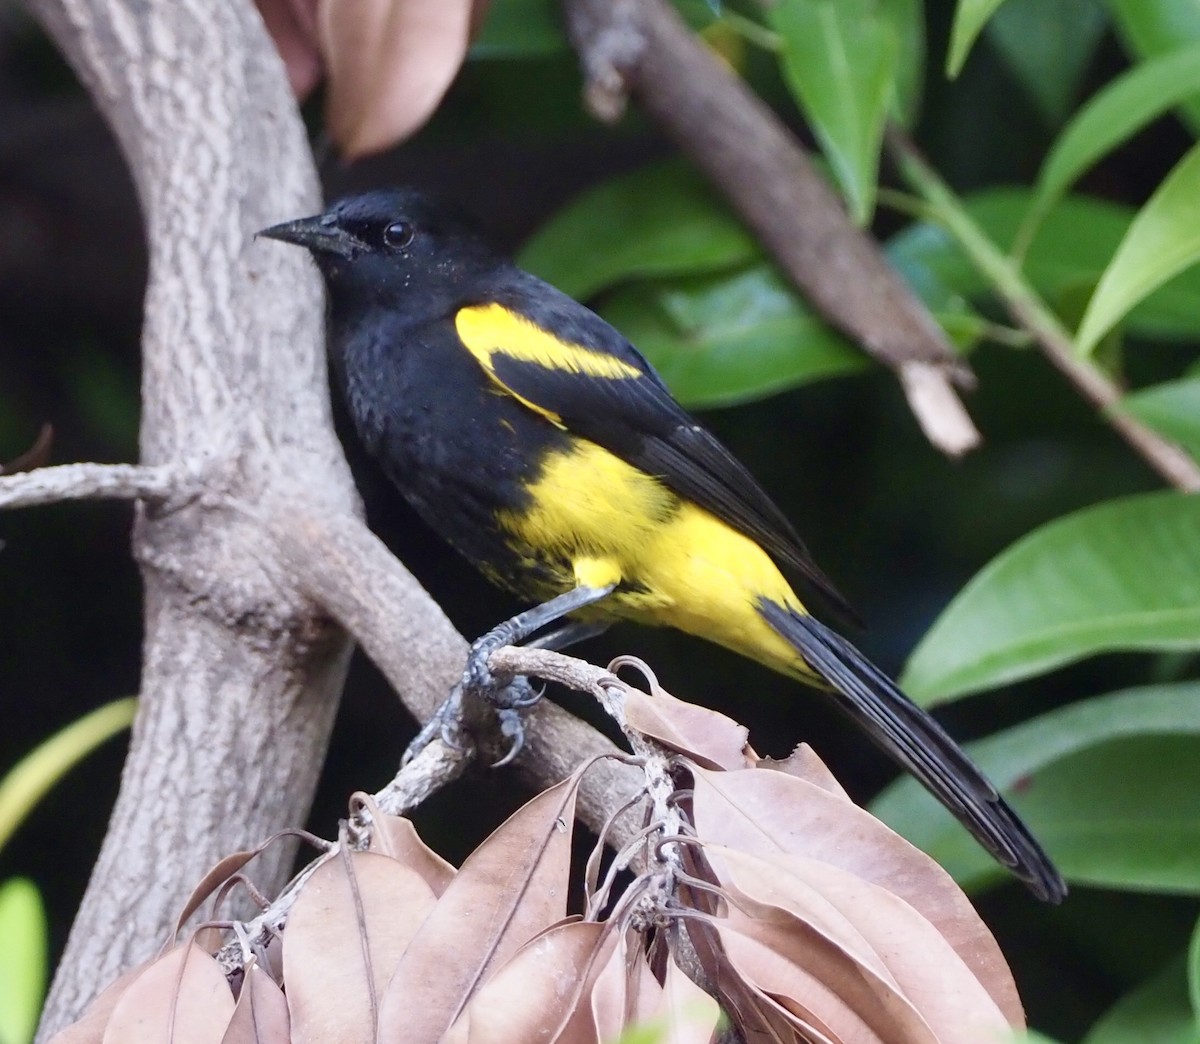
left=0, top=462, right=188, bottom=511
left=562, top=0, right=981, bottom=458
left=214, top=736, right=465, bottom=977
left=887, top=128, right=1200, bottom=492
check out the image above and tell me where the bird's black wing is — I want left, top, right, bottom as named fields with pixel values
left=452, top=275, right=860, bottom=626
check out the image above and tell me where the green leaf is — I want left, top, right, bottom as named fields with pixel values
left=987, top=0, right=1108, bottom=124
left=599, top=266, right=866, bottom=409
left=517, top=161, right=757, bottom=300
left=0, top=698, right=135, bottom=855
left=0, top=878, right=47, bottom=1044
left=1118, top=377, right=1200, bottom=461
left=889, top=188, right=1200, bottom=341
left=1190, top=915, right=1200, bottom=1024
left=872, top=682, right=1200, bottom=894
left=1083, top=952, right=1200, bottom=1044
left=884, top=0, right=927, bottom=127
left=1109, top=0, right=1200, bottom=133
left=946, top=0, right=1010, bottom=77
left=1025, top=44, right=1200, bottom=244
left=901, top=492, right=1200, bottom=704
left=767, top=0, right=899, bottom=223
left=470, top=0, right=566, bottom=58
left=1077, top=141, right=1200, bottom=353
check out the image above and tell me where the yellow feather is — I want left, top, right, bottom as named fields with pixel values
left=499, top=439, right=812, bottom=678
left=455, top=303, right=641, bottom=425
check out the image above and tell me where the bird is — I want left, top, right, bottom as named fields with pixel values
left=259, top=187, right=1067, bottom=903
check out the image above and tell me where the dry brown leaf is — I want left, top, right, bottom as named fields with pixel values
left=682, top=916, right=808, bottom=1043
left=589, top=929, right=661, bottom=1042
left=655, top=959, right=723, bottom=1043
left=710, top=845, right=1013, bottom=1042
left=101, top=944, right=234, bottom=1044
left=445, top=920, right=615, bottom=1044
left=46, top=961, right=152, bottom=1044
left=254, top=0, right=323, bottom=97
left=689, top=764, right=1020, bottom=1019
left=622, top=686, right=752, bottom=770
left=363, top=803, right=456, bottom=896
left=317, top=0, right=478, bottom=158
left=758, top=743, right=852, bottom=800
left=220, top=959, right=290, bottom=1044
left=713, top=919, right=879, bottom=1044
left=377, top=774, right=581, bottom=1041
left=172, top=846, right=276, bottom=937
left=284, top=851, right=438, bottom=1044
left=717, top=848, right=1015, bottom=1039
left=1, top=423, right=53, bottom=475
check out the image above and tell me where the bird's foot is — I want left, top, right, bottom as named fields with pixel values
left=463, top=632, right=546, bottom=766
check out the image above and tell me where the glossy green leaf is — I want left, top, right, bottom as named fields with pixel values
left=902, top=492, right=1200, bottom=704
left=988, top=0, right=1108, bottom=124
left=888, top=0, right=926, bottom=126
left=470, top=0, right=566, bottom=58
left=767, top=0, right=899, bottom=223
left=1025, top=45, right=1200, bottom=242
left=1110, top=0, right=1200, bottom=132
left=518, top=161, right=757, bottom=300
left=946, top=0, right=1010, bottom=76
left=599, top=266, right=865, bottom=409
left=0, top=697, right=135, bottom=854
left=1077, top=141, right=1200, bottom=353
left=889, top=188, right=1200, bottom=341
left=1082, top=952, right=1200, bottom=1044
left=1118, top=377, right=1200, bottom=461
left=873, top=682, right=1200, bottom=894
left=0, top=878, right=47, bottom=1044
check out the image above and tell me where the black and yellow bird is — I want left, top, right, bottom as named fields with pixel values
left=261, top=188, right=1066, bottom=903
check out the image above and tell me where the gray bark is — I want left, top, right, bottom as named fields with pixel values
left=26, top=0, right=360, bottom=1033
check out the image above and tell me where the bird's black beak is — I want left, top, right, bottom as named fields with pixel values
left=257, top=215, right=360, bottom=259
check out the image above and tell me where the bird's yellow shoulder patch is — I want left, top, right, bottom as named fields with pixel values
left=455, top=302, right=642, bottom=384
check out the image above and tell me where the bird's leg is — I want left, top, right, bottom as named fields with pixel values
left=463, top=583, right=617, bottom=696
left=526, top=618, right=611, bottom=651
left=401, top=585, right=616, bottom=768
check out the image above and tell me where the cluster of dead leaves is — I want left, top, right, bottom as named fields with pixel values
left=253, top=0, right=487, bottom=159
left=50, top=675, right=1026, bottom=1043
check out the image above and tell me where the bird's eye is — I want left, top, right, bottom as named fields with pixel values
left=383, top=221, right=415, bottom=249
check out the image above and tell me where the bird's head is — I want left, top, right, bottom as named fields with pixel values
left=259, top=188, right=501, bottom=315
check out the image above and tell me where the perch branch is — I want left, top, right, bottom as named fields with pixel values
left=563, top=0, right=981, bottom=458
left=269, top=507, right=645, bottom=843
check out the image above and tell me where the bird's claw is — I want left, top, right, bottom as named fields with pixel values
left=492, top=708, right=526, bottom=767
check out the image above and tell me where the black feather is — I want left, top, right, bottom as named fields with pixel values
left=757, top=599, right=1066, bottom=903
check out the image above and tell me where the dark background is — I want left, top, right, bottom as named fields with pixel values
left=1, top=1, right=1195, bottom=1038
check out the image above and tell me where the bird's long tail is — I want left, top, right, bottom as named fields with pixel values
left=757, top=599, right=1066, bottom=904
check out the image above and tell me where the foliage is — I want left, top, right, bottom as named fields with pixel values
left=0, top=700, right=133, bottom=1044
left=505, top=1, right=1200, bottom=1039
left=47, top=689, right=1022, bottom=1043
left=9, top=0, right=1200, bottom=1039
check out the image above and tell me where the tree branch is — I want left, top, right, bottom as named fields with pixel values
left=562, top=0, right=981, bottom=458
left=0, top=462, right=187, bottom=511
left=887, top=130, right=1200, bottom=492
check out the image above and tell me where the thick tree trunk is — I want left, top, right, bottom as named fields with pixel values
left=27, top=0, right=359, bottom=1033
